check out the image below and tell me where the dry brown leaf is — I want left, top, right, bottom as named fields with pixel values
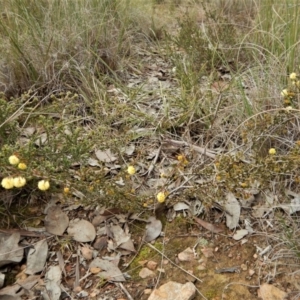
left=0, top=232, right=23, bottom=267
left=90, top=267, right=101, bottom=274
left=25, top=239, right=48, bottom=275
left=144, top=217, right=162, bottom=242
left=44, top=205, right=69, bottom=236
left=224, top=192, right=241, bottom=229
left=193, top=217, right=223, bottom=233
left=67, top=219, right=96, bottom=242
left=95, top=149, right=117, bottom=163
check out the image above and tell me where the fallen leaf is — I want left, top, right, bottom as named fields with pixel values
left=16, top=275, right=40, bottom=290
left=224, top=192, right=240, bottom=229
left=21, top=127, right=36, bottom=137
left=88, top=157, right=101, bottom=167
left=45, top=266, right=61, bottom=300
left=121, top=144, right=135, bottom=156
left=95, top=149, right=117, bottom=163
left=144, top=217, right=162, bottom=242
left=90, top=258, right=125, bottom=282
left=173, top=202, right=190, bottom=211
left=193, top=217, right=223, bottom=233
left=232, top=229, right=249, bottom=241
left=44, top=205, right=69, bottom=236
left=0, top=284, right=23, bottom=299
left=280, top=190, right=300, bottom=215
left=25, top=239, right=48, bottom=274
left=34, top=132, right=48, bottom=146
left=67, top=219, right=96, bottom=242
left=0, top=233, right=23, bottom=267
left=93, top=236, right=108, bottom=251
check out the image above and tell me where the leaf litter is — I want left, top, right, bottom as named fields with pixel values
left=1, top=8, right=299, bottom=299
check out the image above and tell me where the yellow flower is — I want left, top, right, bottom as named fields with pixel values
left=1, top=177, right=14, bottom=189
left=281, top=89, right=288, bottom=97
left=290, top=72, right=297, bottom=80
left=216, top=175, right=222, bottom=181
left=38, top=180, right=50, bottom=191
left=177, top=154, right=184, bottom=161
left=156, top=192, right=166, bottom=203
left=13, top=176, right=26, bottom=188
left=269, top=148, right=276, bottom=155
left=9, top=155, right=20, bottom=165
left=63, top=187, right=70, bottom=194
left=127, top=166, right=136, bottom=175
left=18, top=163, right=27, bottom=170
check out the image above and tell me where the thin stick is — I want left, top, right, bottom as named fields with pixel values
left=166, top=139, right=217, bottom=159
left=146, top=243, right=202, bottom=283
left=115, top=282, right=134, bottom=300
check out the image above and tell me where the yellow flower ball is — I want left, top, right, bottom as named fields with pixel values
left=63, top=187, right=70, bottom=194
left=8, top=155, right=20, bottom=165
left=177, top=154, right=184, bottom=161
left=156, top=192, right=166, bottom=203
left=240, top=182, right=248, bottom=188
left=290, top=72, right=297, bottom=80
left=281, top=89, right=288, bottom=97
left=285, top=106, right=293, bottom=111
left=269, top=148, right=276, bottom=155
left=13, top=176, right=26, bottom=188
left=18, top=163, right=27, bottom=170
left=38, top=180, right=50, bottom=191
left=1, top=177, right=14, bottom=189
left=127, top=166, right=136, bottom=175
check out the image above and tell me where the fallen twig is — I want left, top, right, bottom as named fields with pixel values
left=166, top=139, right=217, bottom=159
left=115, top=282, right=134, bottom=300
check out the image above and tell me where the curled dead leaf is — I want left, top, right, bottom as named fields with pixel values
left=193, top=217, right=223, bottom=233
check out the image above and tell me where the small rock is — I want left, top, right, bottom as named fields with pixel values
left=201, top=247, right=214, bottom=258
left=147, top=260, right=158, bottom=270
left=148, top=281, right=196, bottom=300
left=249, top=269, right=255, bottom=276
left=144, top=289, right=152, bottom=295
left=139, top=267, right=155, bottom=279
left=233, top=229, right=248, bottom=241
left=81, top=246, right=93, bottom=260
left=178, top=247, right=195, bottom=262
left=258, top=283, right=287, bottom=300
